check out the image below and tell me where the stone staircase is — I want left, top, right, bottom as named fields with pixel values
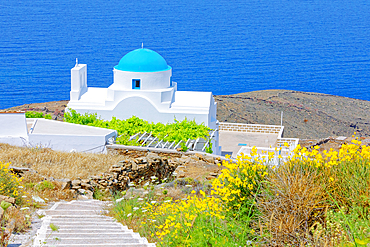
left=33, top=200, right=155, bottom=247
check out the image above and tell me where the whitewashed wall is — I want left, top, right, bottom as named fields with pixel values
left=0, top=112, right=29, bottom=146
left=111, top=69, right=172, bottom=90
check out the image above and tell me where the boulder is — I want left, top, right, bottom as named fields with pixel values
left=81, top=179, right=90, bottom=184
left=209, top=172, right=218, bottom=177
left=203, top=156, right=215, bottom=164
left=55, top=179, right=72, bottom=190
left=0, top=195, right=16, bottom=204
left=77, top=189, right=93, bottom=200
left=81, top=183, right=92, bottom=190
left=71, top=180, right=81, bottom=187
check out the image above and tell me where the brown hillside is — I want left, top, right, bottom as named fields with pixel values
left=215, top=90, right=370, bottom=139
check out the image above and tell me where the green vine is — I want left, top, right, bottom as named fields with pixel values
left=64, top=109, right=212, bottom=147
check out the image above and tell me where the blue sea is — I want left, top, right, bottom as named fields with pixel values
left=1, top=0, right=370, bottom=109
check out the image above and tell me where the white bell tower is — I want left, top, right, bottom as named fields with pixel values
left=70, top=59, right=87, bottom=101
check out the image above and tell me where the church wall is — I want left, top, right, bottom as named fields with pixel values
left=103, top=88, right=174, bottom=111
left=78, top=96, right=210, bottom=126
left=161, top=90, right=172, bottom=103
left=112, top=69, right=171, bottom=90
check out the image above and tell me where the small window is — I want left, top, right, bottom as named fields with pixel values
left=132, top=79, right=140, bottom=90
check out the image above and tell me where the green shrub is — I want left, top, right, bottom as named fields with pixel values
left=25, top=111, right=52, bottom=119
left=35, top=180, right=55, bottom=192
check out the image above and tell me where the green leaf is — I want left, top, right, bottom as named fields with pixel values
left=355, top=238, right=370, bottom=245
left=1, top=200, right=11, bottom=211
left=49, top=223, right=59, bottom=232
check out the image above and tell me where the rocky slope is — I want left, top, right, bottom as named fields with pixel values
left=3, top=90, right=370, bottom=139
left=215, top=90, right=370, bottom=139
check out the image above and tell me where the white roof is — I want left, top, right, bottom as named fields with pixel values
left=27, top=119, right=116, bottom=136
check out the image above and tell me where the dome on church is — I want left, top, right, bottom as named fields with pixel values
left=114, top=48, right=171, bottom=72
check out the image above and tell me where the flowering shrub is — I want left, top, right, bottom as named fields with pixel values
left=257, top=138, right=370, bottom=245
left=112, top=138, right=370, bottom=246
left=290, top=139, right=370, bottom=169
left=0, top=162, right=23, bottom=203
left=142, top=192, right=226, bottom=245
left=289, top=139, right=370, bottom=209
left=211, top=148, right=269, bottom=215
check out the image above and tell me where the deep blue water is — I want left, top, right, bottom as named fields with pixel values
left=1, top=0, right=370, bottom=109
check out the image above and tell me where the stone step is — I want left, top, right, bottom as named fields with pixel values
left=62, top=202, right=109, bottom=207
left=45, top=225, right=124, bottom=230
left=48, top=221, right=119, bottom=226
left=47, top=221, right=121, bottom=225
left=50, top=219, right=116, bottom=224
left=56, top=201, right=107, bottom=205
left=43, top=244, right=153, bottom=247
left=44, top=210, right=107, bottom=216
left=42, top=237, right=142, bottom=244
left=45, top=229, right=131, bottom=234
left=33, top=200, right=155, bottom=247
left=47, top=215, right=109, bottom=219
left=49, top=222, right=121, bottom=225
left=45, top=233, right=138, bottom=239
left=55, top=205, right=104, bottom=210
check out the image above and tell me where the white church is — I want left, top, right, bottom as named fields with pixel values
left=0, top=47, right=298, bottom=158
left=67, top=48, right=220, bottom=153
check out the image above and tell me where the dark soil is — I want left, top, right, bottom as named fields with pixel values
left=1, top=100, right=69, bottom=121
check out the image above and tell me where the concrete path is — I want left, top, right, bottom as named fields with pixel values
left=33, top=200, right=155, bottom=247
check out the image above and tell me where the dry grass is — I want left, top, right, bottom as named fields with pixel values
left=0, top=144, right=124, bottom=180
left=258, top=165, right=328, bottom=246
left=21, top=172, right=76, bottom=202
left=3, top=206, right=30, bottom=233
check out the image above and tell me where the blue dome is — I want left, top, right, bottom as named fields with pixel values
left=114, top=48, right=171, bottom=72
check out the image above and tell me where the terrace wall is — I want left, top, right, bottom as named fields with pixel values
left=219, top=122, right=284, bottom=137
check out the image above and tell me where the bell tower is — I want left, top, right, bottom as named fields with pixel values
left=70, top=59, right=87, bottom=101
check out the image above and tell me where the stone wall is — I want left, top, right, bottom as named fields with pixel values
left=12, top=151, right=220, bottom=199
left=61, top=152, right=219, bottom=197
left=89, top=152, right=178, bottom=193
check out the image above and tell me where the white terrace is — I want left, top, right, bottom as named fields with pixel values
left=219, top=122, right=299, bottom=159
